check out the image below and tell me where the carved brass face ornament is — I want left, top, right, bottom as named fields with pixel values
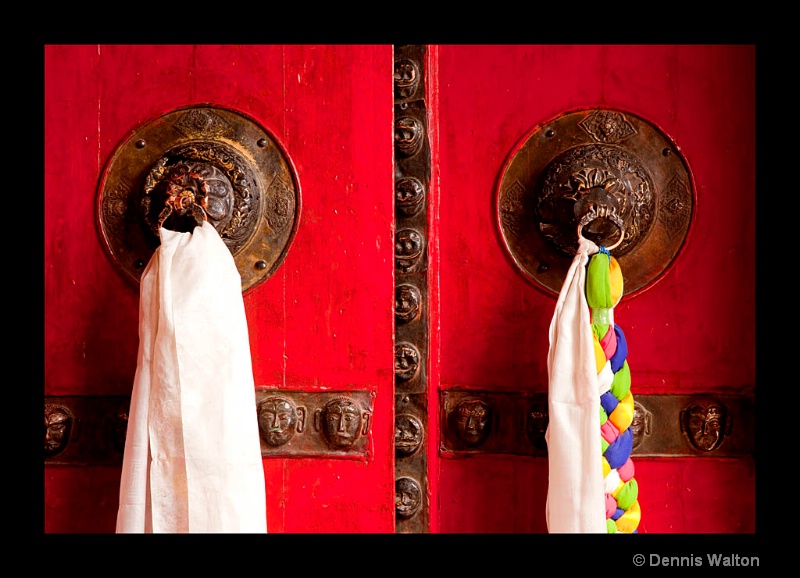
left=680, top=400, right=731, bottom=452
left=97, top=105, right=300, bottom=294
left=314, top=397, right=372, bottom=450
left=450, top=398, right=493, bottom=448
left=497, top=108, right=694, bottom=298
left=45, top=404, right=74, bottom=458
left=258, top=396, right=306, bottom=447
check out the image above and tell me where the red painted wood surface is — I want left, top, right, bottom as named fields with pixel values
left=44, top=44, right=755, bottom=534
left=44, top=44, right=395, bottom=533
left=432, top=45, right=755, bottom=533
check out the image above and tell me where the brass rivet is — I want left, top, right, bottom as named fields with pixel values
left=135, top=139, right=146, bottom=149
left=255, top=260, right=267, bottom=270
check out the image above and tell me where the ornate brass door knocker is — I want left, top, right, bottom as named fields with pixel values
left=97, top=105, right=300, bottom=294
left=497, top=108, right=694, bottom=297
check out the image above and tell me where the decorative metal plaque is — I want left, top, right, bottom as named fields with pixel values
left=256, top=389, right=375, bottom=459
left=439, top=390, right=754, bottom=458
left=497, top=108, right=694, bottom=297
left=44, top=396, right=131, bottom=466
left=44, top=391, right=375, bottom=465
left=97, top=105, right=300, bottom=294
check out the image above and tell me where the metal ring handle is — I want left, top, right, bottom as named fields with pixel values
left=577, top=204, right=625, bottom=251
left=156, top=184, right=208, bottom=231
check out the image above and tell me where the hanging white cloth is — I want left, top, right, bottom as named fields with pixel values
left=545, top=237, right=606, bottom=533
left=117, top=222, right=267, bottom=533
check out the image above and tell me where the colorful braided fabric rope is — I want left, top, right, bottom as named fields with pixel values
left=586, top=248, right=641, bottom=534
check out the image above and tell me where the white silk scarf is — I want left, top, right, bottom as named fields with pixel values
left=545, top=237, right=606, bottom=533
left=116, top=222, right=267, bottom=533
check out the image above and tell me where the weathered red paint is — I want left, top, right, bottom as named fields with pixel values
left=45, top=45, right=755, bottom=534
left=433, top=45, right=755, bottom=533
left=45, top=44, right=396, bottom=533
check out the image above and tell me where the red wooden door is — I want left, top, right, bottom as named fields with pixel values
left=44, top=44, right=395, bottom=533
left=44, top=44, right=755, bottom=534
left=430, top=45, right=755, bottom=533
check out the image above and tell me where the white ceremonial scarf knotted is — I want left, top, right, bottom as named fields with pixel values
left=545, top=236, right=606, bottom=533
left=116, top=221, right=267, bottom=533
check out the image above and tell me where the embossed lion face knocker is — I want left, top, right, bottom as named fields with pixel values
left=145, top=157, right=236, bottom=235
left=169, top=162, right=232, bottom=229
left=98, top=106, right=300, bottom=294
left=496, top=108, right=694, bottom=297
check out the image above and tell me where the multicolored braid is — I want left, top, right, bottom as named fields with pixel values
left=586, top=247, right=641, bottom=534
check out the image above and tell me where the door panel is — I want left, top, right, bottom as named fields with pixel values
left=433, top=44, right=755, bottom=533
left=44, top=44, right=395, bottom=533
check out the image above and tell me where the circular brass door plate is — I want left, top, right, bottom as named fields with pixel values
left=497, top=108, right=694, bottom=298
left=97, top=105, right=300, bottom=294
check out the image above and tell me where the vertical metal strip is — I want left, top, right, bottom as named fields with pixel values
left=393, top=44, right=431, bottom=533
